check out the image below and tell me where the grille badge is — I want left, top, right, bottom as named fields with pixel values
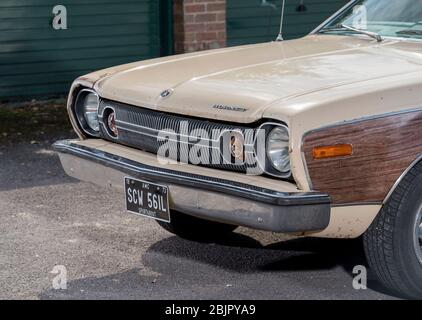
left=230, top=132, right=245, bottom=162
left=220, top=130, right=245, bottom=164
left=107, top=111, right=119, bottom=137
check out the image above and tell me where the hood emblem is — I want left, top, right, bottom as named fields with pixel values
left=160, top=88, right=174, bottom=99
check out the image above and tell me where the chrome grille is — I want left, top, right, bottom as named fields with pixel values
left=98, top=99, right=256, bottom=173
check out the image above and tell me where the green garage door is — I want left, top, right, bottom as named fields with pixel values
left=0, top=0, right=170, bottom=99
left=227, top=0, right=349, bottom=46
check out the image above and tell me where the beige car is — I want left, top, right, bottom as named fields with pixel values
left=55, top=0, right=422, bottom=298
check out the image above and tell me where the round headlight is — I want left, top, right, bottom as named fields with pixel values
left=266, top=126, right=290, bottom=174
left=82, top=92, right=99, bottom=132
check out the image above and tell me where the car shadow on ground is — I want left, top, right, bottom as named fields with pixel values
left=39, top=233, right=399, bottom=300
left=145, top=233, right=399, bottom=298
left=145, top=234, right=369, bottom=275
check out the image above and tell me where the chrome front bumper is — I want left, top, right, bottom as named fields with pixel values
left=54, top=140, right=331, bottom=233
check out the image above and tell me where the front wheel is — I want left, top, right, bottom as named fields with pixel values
left=363, top=162, right=422, bottom=299
left=157, top=210, right=237, bottom=242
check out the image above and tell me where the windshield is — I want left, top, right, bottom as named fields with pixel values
left=319, top=0, right=422, bottom=40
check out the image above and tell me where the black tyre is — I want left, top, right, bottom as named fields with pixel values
left=363, top=162, right=422, bottom=299
left=157, top=210, right=237, bottom=242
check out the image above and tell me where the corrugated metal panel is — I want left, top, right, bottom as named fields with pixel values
left=0, top=0, right=163, bottom=99
left=227, top=0, right=349, bottom=46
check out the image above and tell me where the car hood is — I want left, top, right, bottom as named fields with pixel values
left=94, top=35, right=422, bottom=123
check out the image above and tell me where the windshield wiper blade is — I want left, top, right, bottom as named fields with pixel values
left=339, top=24, right=383, bottom=42
left=320, top=24, right=383, bottom=42
left=396, top=29, right=422, bottom=36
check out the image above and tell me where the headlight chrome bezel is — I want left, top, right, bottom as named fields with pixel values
left=74, top=89, right=100, bottom=137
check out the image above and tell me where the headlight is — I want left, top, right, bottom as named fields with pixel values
left=82, top=93, right=100, bottom=132
left=266, top=126, right=290, bottom=174
left=75, top=89, right=100, bottom=136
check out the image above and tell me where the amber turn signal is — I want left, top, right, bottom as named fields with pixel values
left=313, top=144, right=353, bottom=160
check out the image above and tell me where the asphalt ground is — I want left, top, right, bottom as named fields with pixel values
left=0, top=101, right=398, bottom=300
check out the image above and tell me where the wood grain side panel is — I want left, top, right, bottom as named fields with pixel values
left=302, top=111, right=422, bottom=204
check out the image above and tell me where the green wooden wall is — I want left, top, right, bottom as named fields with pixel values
left=227, top=0, right=349, bottom=46
left=0, top=0, right=167, bottom=99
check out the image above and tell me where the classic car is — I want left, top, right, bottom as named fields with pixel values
left=55, top=0, right=422, bottom=298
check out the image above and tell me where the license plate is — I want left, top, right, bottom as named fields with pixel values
left=124, top=177, right=170, bottom=223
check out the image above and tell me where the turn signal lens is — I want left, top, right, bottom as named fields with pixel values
left=313, top=144, right=353, bottom=160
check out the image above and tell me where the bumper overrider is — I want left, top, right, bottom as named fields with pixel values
left=54, top=140, right=331, bottom=233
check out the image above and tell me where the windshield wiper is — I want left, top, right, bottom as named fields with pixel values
left=320, top=24, right=383, bottom=42
left=396, top=29, right=422, bottom=36
left=340, top=24, right=383, bottom=42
